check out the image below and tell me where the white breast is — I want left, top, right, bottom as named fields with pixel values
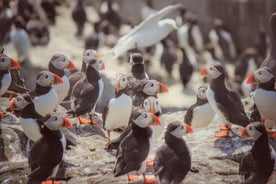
left=191, top=103, right=215, bottom=128
left=253, top=89, right=276, bottom=122
left=0, top=73, right=11, bottom=96
left=207, top=87, right=229, bottom=125
left=53, top=75, right=70, bottom=104
left=33, top=88, right=58, bottom=116
left=20, top=117, right=42, bottom=141
left=104, top=94, right=132, bottom=131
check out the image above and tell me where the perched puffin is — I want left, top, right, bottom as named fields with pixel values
left=68, top=58, right=105, bottom=124
left=261, top=13, right=276, bottom=77
left=179, top=47, right=194, bottom=88
left=246, top=67, right=276, bottom=138
left=40, top=0, right=57, bottom=24
left=26, top=17, right=50, bottom=46
left=154, top=121, right=193, bottom=184
left=27, top=113, right=72, bottom=184
left=200, top=64, right=250, bottom=137
left=240, top=122, right=275, bottom=184
left=72, top=0, right=87, bottom=37
left=114, top=108, right=161, bottom=183
left=9, top=94, right=43, bottom=142
left=185, top=86, right=215, bottom=128
left=103, top=74, right=132, bottom=144
left=48, top=54, right=76, bottom=104
left=129, top=53, right=149, bottom=80
left=160, top=37, right=177, bottom=77
left=0, top=54, right=21, bottom=97
left=32, top=71, right=63, bottom=116
left=130, top=79, right=169, bottom=106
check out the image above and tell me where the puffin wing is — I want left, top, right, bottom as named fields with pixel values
left=154, top=144, right=175, bottom=175
left=184, top=104, right=196, bottom=124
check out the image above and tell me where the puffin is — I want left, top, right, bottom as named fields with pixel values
left=129, top=53, right=149, bottom=80
left=113, top=108, right=161, bottom=183
left=200, top=64, right=250, bottom=138
left=67, top=49, right=100, bottom=100
left=9, top=94, right=43, bottom=142
left=246, top=67, right=276, bottom=138
left=184, top=85, right=215, bottom=128
left=0, top=1, right=13, bottom=43
left=27, top=113, right=72, bottom=184
left=160, top=37, right=177, bottom=77
left=261, top=13, right=276, bottom=77
left=26, top=17, right=50, bottom=46
left=40, top=0, right=57, bottom=24
left=68, top=58, right=105, bottom=124
left=72, top=0, right=87, bottom=37
left=103, top=74, right=132, bottom=145
left=240, top=122, right=275, bottom=184
left=154, top=121, right=193, bottom=184
left=32, top=71, right=63, bottom=116
left=48, top=54, right=76, bottom=104
left=179, top=47, right=194, bottom=88
left=0, top=54, right=21, bottom=97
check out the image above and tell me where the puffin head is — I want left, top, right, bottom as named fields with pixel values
left=143, top=96, right=162, bottom=117
left=241, top=122, right=267, bottom=140
left=82, top=49, right=100, bottom=64
left=143, top=80, right=169, bottom=95
left=197, top=85, right=208, bottom=100
left=114, top=74, right=129, bottom=93
left=167, top=121, right=193, bottom=139
left=200, top=64, right=224, bottom=79
left=36, top=71, right=63, bottom=87
left=0, top=54, right=20, bottom=70
left=132, top=108, right=161, bottom=128
left=246, top=67, right=274, bottom=85
left=9, top=94, right=32, bottom=111
left=49, top=54, right=76, bottom=71
left=43, top=113, right=72, bottom=131
left=129, top=53, right=144, bottom=66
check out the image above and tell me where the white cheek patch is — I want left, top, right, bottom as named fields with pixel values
left=170, top=127, right=183, bottom=139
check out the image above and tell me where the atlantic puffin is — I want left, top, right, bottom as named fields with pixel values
left=179, top=47, right=194, bottom=88
left=200, top=64, right=250, bottom=137
left=27, top=113, right=72, bottom=184
left=0, top=54, right=21, bottom=97
left=246, top=67, right=276, bottom=138
left=154, top=121, right=193, bottom=184
left=240, top=122, right=275, bottom=184
left=114, top=108, right=161, bottom=183
left=103, top=74, right=132, bottom=145
left=68, top=58, right=105, bottom=124
left=48, top=54, right=76, bottom=104
left=129, top=53, right=149, bottom=80
left=9, top=94, right=43, bottom=142
left=32, top=71, right=63, bottom=116
left=72, top=0, right=87, bottom=37
left=184, top=85, right=215, bottom=128
left=160, top=37, right=177, bottom=77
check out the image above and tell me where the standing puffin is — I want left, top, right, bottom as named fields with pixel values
left=184, top=86, right=215, bottom=128
left=246, top=67, right=276, bottom=138
left=68, top=58, right=105, bottom=124
left=9, top=94, right=43, bottom=142
left=154, top=121, right=193, bottom=184
left=48, top=54, right=76, bottom=104
left=200, top=64, right=250, bottom=137
left=160, top=37, right=177, bottom=77
left=103, top=74, right=132, bottom=145
left=27, top=113, right=72, bottom=184
left=114, top=108, right=161, bottom=183
left=32, top=71, right=63, bottom=116
left=0, top=54, right=21, bottom=97
left=72, top=0, right=87, bottom=37
left=240, top=122, right=275, bottom=184
left=179, top=47, right=195, bottom=88
left=129, top=53, right=149, bottom=80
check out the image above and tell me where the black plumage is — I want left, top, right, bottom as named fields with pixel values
left=72, top=0, right=87, bottom=37
left=179, top=47, right=193, bottom=88
left=160, top=38, right=177, bottom=77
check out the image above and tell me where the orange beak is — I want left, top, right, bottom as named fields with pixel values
left=95, top=52, right=100, bottom=59
left=115, top=82, right=120, bottom=93
left=158, top=82, right=169, bottom=93
left=150, top=105, right=155, bottom=115
left=241, top=126, right=250, bottom=137
left=246, top=73, right=259, bottom=84
left=200, top=66, right=209, bottom=77
left=9, top=99, right=18, bottom=110
left=52, top=74, right=63, bottom=84
left=149, top=114, right=161, bottom=126
left=185, top=123, right=194, bottom=133
left=67, top=60, right=76, bottom=71
left=101, top=61, right=105, bottom=70
left=62, top=117, right=72, bottom=128
left=9, top=58, right=20, bottom=69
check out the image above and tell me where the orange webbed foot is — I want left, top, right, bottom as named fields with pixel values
left=215, top=130, right=229, bottom=138
left=41, top=180, right=62, bottom=184
left=220, top=125, right=228, bottom=131
left=127, top=174, right=139, bottom=181
left=143, top=174, right=157, bottom=184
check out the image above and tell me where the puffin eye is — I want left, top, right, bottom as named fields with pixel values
left=87, top=52, right=90, bottom=56
left=53, top=116, right=58, bottom=121
left=62, top=57, right=65, bottom=62
left=1, top=58, right=4, bottom=62
left=258, top=71, right=262, bottom=75
left=122, top=78, right=125, bottom=82
left=210, top=67, right=213, bottom=71
left=45, top=75, right=48, bottom=79
left=155, top=100, right=159, bottom=105
left=144, top=114, right=147, bottom=118
left=150, top=83, right=154, bottom=87
left=16, top=97, right=21, bottom=101
left=249, top=126, right=252, bottom=131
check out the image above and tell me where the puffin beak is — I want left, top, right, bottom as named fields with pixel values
left=246, top=73, right=259, bottom=84
left=95, top=53, right=100, bottom=59
left=67, top=60, right=76, bottom=71
left=115, top=82, right=120, bottom=93
left=185, top=123, right=194, bottom=134
left=157, top=82, right=169, bottom=93
left=9, top=99, right=18, bottom=110
left=52, top=74, right=63, bottom=84
left=149, top=114, right=161, bottom=126
left=267, top=129, right=276, bottom=139
left=9, top=58, right=20, bottom=69
left=200, top=66, right=209, bottom=77
left=101, top=61, right=105, bottom=70
left=150, top=106, right=155, bottom=115
left=241, top=126, right=250, bottom=137
left=62, top=117, right=72, bottom=128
